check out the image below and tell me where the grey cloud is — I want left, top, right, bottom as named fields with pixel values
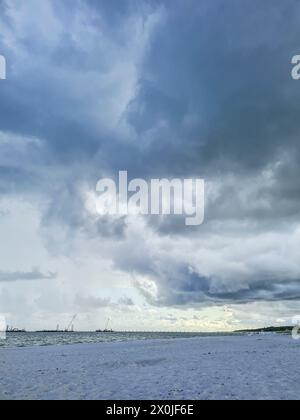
left=75, top=295, right=112, bottom=310
left=159, top=315, right=178, bottom=324
left=0, top=269, right=57, bottom=283
left=124, top=0, right=300, bottom=187
left=118, top=297, right=135, bottom=306
left=75, top=295, right=135, bottom=311
left=135, top=265, right=300, bottom=307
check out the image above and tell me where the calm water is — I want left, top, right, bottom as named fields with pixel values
left=0, top=331, right=238, bottom=348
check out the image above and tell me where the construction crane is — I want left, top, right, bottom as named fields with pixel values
left=65, top=315, right=77, bottom=332
left=96, top=318, right=113, bottom=333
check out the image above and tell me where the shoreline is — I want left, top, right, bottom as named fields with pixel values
left=0, top=335, right=299, bottom=400
left=0, top=331, right=243, bottom=350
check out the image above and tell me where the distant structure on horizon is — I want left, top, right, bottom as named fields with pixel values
left=36, top=315, right=77, bottom=333
left=96, top=318, right=114, bottom=333
left=6, top=326, right=26, bottom=333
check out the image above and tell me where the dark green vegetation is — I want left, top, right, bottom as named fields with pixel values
left=236, top=326, right=293, bottom=334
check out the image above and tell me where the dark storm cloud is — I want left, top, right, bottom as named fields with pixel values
left=127, top=0, right=300, bottom=174
left=1, top=0, right=300, bottom=306
left=158, top=270, right=300, bottom=306
left=124, top=258, right=300, bottom=307
left=1, top=0, right=300, bottom=170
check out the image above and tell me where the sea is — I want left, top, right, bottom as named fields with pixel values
left=0, top=331, right=239, bottom=348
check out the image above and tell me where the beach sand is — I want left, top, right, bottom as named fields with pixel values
left=0, top=334, right=299, bottom=400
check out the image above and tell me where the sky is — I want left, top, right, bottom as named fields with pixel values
left=0, top=0, right=300, bottom=332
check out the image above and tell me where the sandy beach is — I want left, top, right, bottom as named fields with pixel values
left=0, top=334, right=299, bottom=400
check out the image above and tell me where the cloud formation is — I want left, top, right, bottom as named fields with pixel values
left=0, top=269, right=57, bottom=283
left=0, top=0, right=300, bottom=329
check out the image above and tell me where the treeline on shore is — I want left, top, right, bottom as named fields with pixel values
left=236, top=326, right=293, bottom=334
